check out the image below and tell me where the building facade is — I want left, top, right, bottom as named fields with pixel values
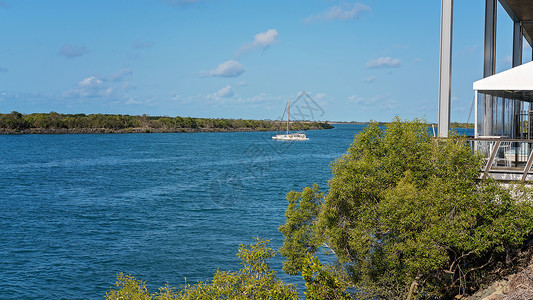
left=439, top=0, right=533, bottom=181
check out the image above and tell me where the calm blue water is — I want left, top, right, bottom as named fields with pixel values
left=0, top=124, right=366, bottom=299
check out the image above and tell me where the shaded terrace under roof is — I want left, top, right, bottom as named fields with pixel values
left=500, top=0, right=533, bottom=46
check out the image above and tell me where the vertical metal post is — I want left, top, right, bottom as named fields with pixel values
left=513, top=21, right=523, bottom=67
left=512, top=21, right=523, bottom=139
left=475, top=91, right=479, bottom=138
left=483, top=0, right=497, bottom=136
left=484, top=0, right=497, bottom=77
left=287, top=99, right=290, bottom=134
left=438, top=0, right=453, bottom=138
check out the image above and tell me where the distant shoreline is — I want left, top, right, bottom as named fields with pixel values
left=0, top=112, right=333, bottom=134
left=0, top=112, right=473, bottom=134
left=0, top=127, right=333, bottom=135
left=329, top=121, right=474, bottom=129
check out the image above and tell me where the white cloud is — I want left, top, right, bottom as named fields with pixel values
left=201, top=60, right=245, bottom=77
left=0, top=91, right=13, bottom=101
left=63, top=76, right=112, bottom=98
left=201, top=92, right=280, bottom=105
left=57, top=44, right=88, bottom=58
left=366, top=57, right=401, bottom=68
left=313, top=93, right=327, bottom=101
left=110, top=68, right=133, bottom=82
left=215, top=85, right=234, bottom=98
left=63, top=69, right=134, bottom=99
left=206, top=85, right=235, bottom=101
left=348, top=94, right=366, bottom=104
left=125, top=97, right=142, bottom=105
left=251, top=29, right=278, bottom=48
left=304, top=3, right=371, bottom=23
left=363, top=76, right=376, bottom=83
left=303, top=92, right=332, bottom=107
left=237, top=29, right=278, bottom=56
left=234, top=93, right=280, bottom=104
left=124, top=97, right=154, bottom=105
left=170, top=93, right=181, bottom=101
left=248, top=93, right=272, bottom=104
left=205, top=85, right=236, bottom=104
left=381, top=99, right=399, bottom=111
left=80, top=76, right=101, bottom=86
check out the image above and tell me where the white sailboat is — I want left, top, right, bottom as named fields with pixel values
left=272, top=99, right=309, bottom=141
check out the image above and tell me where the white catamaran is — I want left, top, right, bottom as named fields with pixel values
left=272, top=99, right=309, bottom=141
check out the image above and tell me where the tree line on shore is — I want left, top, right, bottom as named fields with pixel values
left=0, top=111, right=333, bottom=133
left=330, top=121, right=474, bottom=129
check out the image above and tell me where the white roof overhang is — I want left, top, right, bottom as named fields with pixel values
left=473, top=61, right=533, bottom=102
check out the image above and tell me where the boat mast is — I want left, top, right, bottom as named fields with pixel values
left=287, top=99, right=290, bottom=135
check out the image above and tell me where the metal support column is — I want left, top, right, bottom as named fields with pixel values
left=483, top=0, right=497, bottom=136
left=475, top=91, right=479, bottom=138
left=513, top=21, right=523, bottom=67
left=438, top=0, right=453, bottom=138
left=512, top=21, right=523, bottom=138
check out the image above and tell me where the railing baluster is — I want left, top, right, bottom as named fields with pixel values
left=467, top=137, right=533, bottom=181
left=521, top=145, right=533, bottom=182
left=482, top=140, right=501, bottom=180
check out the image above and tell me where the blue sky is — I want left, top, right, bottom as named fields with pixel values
left=0, top=0, right=531, bottom=122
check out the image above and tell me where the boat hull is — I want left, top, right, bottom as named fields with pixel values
left=272, top=134, right=309, bottom=141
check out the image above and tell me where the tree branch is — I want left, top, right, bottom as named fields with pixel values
left=406, top=273, right=421, bottom=300
left=322, top=242, right=336, bottom=256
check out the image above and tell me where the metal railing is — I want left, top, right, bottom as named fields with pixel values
left=467, top=138, right=533, bottom=182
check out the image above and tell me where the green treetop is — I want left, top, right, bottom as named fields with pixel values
left=105, top=238, right=298, bottom=300
left=279, top=117, right=533, bottom=299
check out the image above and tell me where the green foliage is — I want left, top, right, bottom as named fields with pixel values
left=0, top=111, right=29, bottom=130
left=179, top=238, right=297, bottom=299
left=105, top=238, right=297, bottom=300
left=105, top=273, right=152, bottom=300
left=302, top=255, right=349, bottom=300
left=450, top=122, right=474, bottom=129
left=280, top=117, right=533, bottom=299
left=278, top=184, right=324, bottom=275
left=0, top=112, right=333, bottom=133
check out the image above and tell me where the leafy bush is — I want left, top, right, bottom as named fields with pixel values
left=105, top=238, right=298, bottom=300
left=279, top=118, right=533, bottom=299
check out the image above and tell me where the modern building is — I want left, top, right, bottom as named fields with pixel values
left=439, top=0, right=533, bottom=181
